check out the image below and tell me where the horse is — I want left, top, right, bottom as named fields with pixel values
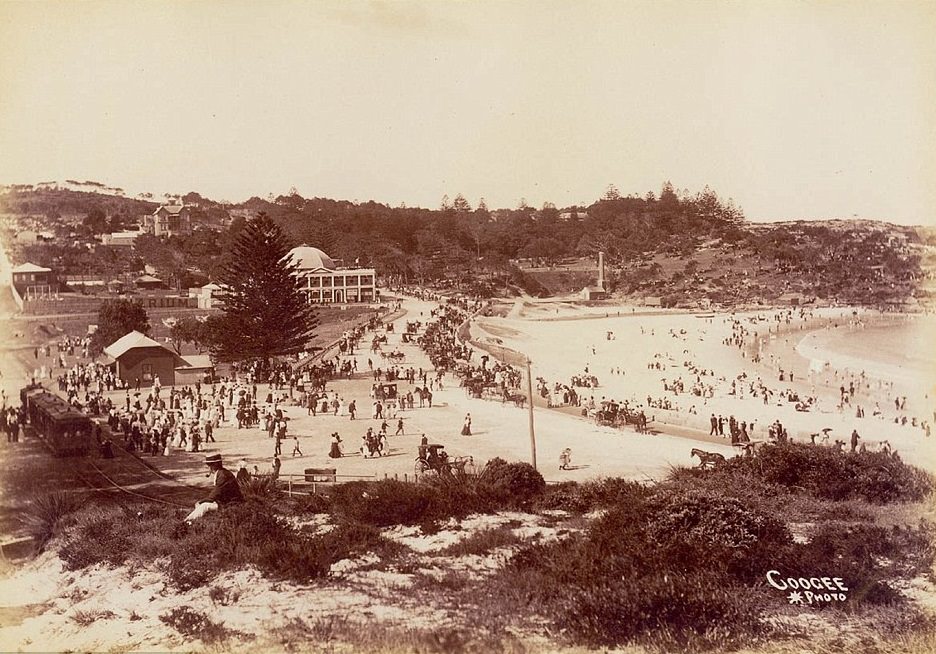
left=503, top=391, right=526, bottom=408
left=691, top=448, right=726, bottom=469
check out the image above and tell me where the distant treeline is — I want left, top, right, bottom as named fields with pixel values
left=2, top=183, right=932, bottom=305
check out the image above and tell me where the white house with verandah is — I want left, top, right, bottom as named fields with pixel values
left=285, top=246, right=378, bottom=304
left=144, top=204, right=192, bottom=237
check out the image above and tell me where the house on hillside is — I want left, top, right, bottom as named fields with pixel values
left=103, top=330, right=213, bottom=386
left=135, top=274, right=166, bottom=290
left=144, top=204, right=192, bottom=237
left=12, top=262, right=55, bottom=300
left=286, top=246, right=378, bottom=303
left=189, top=282, right=222, bottom=309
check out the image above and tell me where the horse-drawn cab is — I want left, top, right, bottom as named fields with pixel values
left=465, top=377, right=486, bottom=398
left=596, top=401, right=620, bottom=426
left=402, top=321, right=421, bottom=343
left=415, top=443, right=472, bottom=476
left=375, top=383, right=398, bottom=401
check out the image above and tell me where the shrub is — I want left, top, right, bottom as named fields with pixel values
left=555, top=572, right=763, bottom=650
left=20, top=491, right=81, bottom=550
left=159, top=606, right=236, bottom=644
left=433, top=526, right=522, bottom=557
left=71, top=609, right=115, bottom=626
left=478, top=459, right=546, bottom=506
left=294, top=491, right=330, bottom=515
left=534, top=478, right=649, bottom=513
left=649, top=489, right=790, bottom=550
left=724, top=443, right=933, bottom=503
left=329, top=480, right=441, bottom=526
left=59, top=498, right=403, bottom=589
left=167, top=502, right=327, bottom=588
left=771, top=521, right=936, bottom=607
left=495, top=486, right=791, bottom=649
left=241, top=473, right=281, bottom=499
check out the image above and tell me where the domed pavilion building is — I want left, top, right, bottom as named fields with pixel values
left=285, top=246, right=378, bottom=304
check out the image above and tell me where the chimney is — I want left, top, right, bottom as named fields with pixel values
left=598, top=251, right=605, bottom=290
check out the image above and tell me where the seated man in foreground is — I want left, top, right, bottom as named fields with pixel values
left=186, top=452, right=244, bottom=522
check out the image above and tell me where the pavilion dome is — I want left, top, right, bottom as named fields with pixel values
left=285, top=246, right=335, bottom=271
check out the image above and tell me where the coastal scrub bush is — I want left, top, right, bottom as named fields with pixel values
left=725, top=443, right=933, bottom=503
left=496, top=490, right=771, bottom=650
left=534, top=477, right=649, bottom=513
left=159, top=606, right=236, bottom=644
left=555, top=572, right=763, bottom=650
left=329, top=476, right=516, bottom=527
left=58, top=498, right=403, bottom=589
left=241, top=473, right=281, bottom=499
left=167, top=502, right=317, bottom=588
left=478, top=458, right=545, bottom=507
left=649, top=489, right=789, bottom=551
left=769, top=521, right=936, bottom=607
left=432, top=525, right=522, bottom=557
left=329, top=479, right=443, bottom=526
left=664, top=465, right=876, bottom=524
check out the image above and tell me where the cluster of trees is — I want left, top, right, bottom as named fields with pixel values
left=90, top=299, right=151, bottom=353
left=236, top=182, right=745, bottom=281
left=17, top=242, right=139, bottom=281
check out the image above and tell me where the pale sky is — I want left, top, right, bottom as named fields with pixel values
left=1, top=0, right=934, bottom=224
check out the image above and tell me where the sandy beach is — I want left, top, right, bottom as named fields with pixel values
left=473, top=303, right=936, bottom=473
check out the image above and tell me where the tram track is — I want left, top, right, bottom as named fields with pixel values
left=67, top=444, right=204, bottom=509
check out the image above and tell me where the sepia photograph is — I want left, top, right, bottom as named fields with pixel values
left=0, top=1, right=935, bottom=652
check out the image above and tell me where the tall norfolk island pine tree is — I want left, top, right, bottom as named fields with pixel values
left=211, top=213, right=318, bottom=363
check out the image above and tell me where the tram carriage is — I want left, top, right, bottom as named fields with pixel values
left=21, top=387, right=93, bottom=456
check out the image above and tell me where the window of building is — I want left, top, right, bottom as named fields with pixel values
left=360, top=275, right=374, bottom=285
left=346, top=275, right=359, bottom=286
left=142, top=363, right=153, bottom=381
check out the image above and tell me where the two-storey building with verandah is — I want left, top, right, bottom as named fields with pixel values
left=285, top=246, right=377, bottom=304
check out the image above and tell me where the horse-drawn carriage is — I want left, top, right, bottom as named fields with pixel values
left=596, top=401, right=622, bottom=427
left=415, top=443, right=473, bottom=477
left=464, top=377, right=486, bottom=399
left=375, top=383, right=398, bottom=401
left=464, top=376, right=502, bottom=401
left=595, top=401, right=649, bottom=433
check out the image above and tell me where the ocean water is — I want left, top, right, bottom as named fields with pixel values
left=797, top=317, right=936, bottom=388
